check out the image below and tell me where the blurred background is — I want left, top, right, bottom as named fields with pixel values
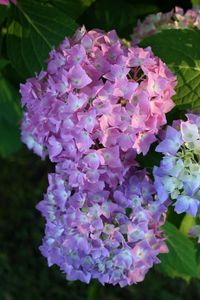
left=1, top=0, right=200, bottom=299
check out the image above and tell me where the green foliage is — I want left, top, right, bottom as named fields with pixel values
left=0, top=119, right=21, bottom=157
left=0, top=58, right=9, bottom=70
left=157, top=222, right=200, bottom=280
left=136, top=142, right=162, bottom=172
left=52, top=0, right=95, bottom=19
left=0, top=75, right=21, bottom=122
left=0, top=5, right=9, bottom=25
left=79, top=0, right=158, bottom=37
left=6, top=0, right=77, bottom=79
left=0, top=74, right=22, bottom=157
left=141, top=29, right=200, bottom=110
left=180, top=214, right=196, bottom=236
left=191, top=0, right=200, bottom=7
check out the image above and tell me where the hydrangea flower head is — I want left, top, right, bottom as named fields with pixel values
left=20, top=26, right=176, bottom=286
left=132, top=7, right=200, bottom=44
left=153, top=114, right=200, bottom=217
left=37, top=170, right=168, bottom=287
left=20, top=26, right=176, bottom=191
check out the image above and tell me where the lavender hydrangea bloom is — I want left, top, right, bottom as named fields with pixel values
left=37, top=171, right=168, bottom=287
left=175, top=195, right=199, bottom=217
left=153, top=114, right=200, bottom=217
left=156, top=126, right=183, bottom=155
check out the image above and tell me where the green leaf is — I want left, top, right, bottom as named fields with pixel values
left=196, top=245, right=200, bottom=275
left=7, top=0, right=77, bottom=79
left=0, top=119, right=21, bottom=157
left=0, top=75, right=21, bottom=124
left=157, top=222, right=200, bottom=280
left=140, top=29, right=200, bottom=110
left=86, top=283, right=99, bottom=300
left=191, top=0, right=200, bottom=7
left=52, top=0, right=95, bottom=19
left=81, top=0, right=158, bottom=38
left=0, top=75, right=22, bottom=157
left=0, top=58, right=9, bottom=71
left=180, top=214, right=196, bottom=236
left=136, top=142, right=162, bottom=171
left=0, top=6, right=9, bottom=25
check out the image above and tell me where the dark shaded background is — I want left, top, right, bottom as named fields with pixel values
left=1, top=0, right=200, bottom=299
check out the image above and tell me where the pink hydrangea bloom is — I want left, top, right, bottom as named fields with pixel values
left=37, top=170, right=168, bottom=287
left=0, top=0, right=16, bottom=5
left=20, top=27, right=176, bottom=191
left=132, top=6, right=200, bottom=44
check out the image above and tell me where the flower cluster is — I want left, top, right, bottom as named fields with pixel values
left=132, top=6, right=200, bottom=44
left=37, top=171, right=168, bottom=287
left=20, top=27, right=175, bottom=286
left=153, top=114, right=200, bottom=217
left=20, top=26, right=176, bottom=166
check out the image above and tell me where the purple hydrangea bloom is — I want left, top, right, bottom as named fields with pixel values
left=37, top=171, right=168, bottom=287
left=153, top=114, right=200, bottom=217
